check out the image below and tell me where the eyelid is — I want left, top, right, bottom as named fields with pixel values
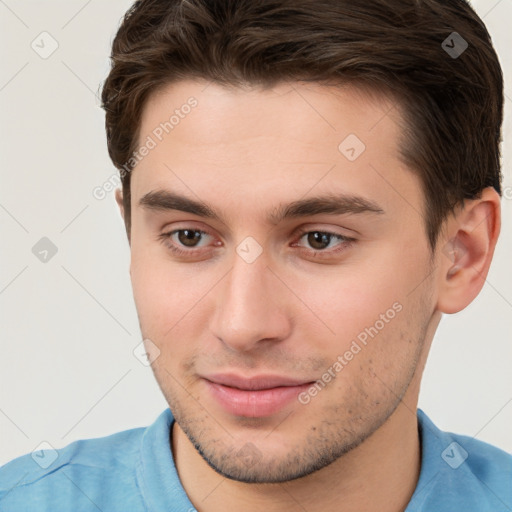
left=291, top=223, right=357, bottom=245
left=292, top=222, right=360, bottom=238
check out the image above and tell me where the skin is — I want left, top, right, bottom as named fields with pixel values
left=115, top=79, right=500, bottom=512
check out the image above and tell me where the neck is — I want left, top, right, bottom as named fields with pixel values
left=172, top=398, right=421, bottom=512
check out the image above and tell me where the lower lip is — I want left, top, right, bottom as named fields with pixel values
left=204, top=379, right=312, bottom=417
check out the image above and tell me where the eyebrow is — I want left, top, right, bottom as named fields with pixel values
left=139, top=189, right=385, bottom=224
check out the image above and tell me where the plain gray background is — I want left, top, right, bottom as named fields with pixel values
left=0, top=0, right=511, bottom=466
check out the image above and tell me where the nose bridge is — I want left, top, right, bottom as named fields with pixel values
left=210, top=246, right=290, bottom=352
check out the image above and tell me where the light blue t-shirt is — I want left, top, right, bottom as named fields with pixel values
left=1, top=408, right=510, bottom=511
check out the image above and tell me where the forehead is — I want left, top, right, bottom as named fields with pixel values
left=130, top=79, right=423, bottom=224
left=139, top=79, right=399, bottom=150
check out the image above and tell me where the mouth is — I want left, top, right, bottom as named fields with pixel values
left=201, top=373, right=315, bottom=418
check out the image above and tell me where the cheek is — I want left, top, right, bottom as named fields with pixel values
left=129, top=240, right=220, bottom=347
left=317, top=297, right=425, bottom=415
left=130, top=239, right=183, bottom=333
left=290, top=254, right=415, bottom=353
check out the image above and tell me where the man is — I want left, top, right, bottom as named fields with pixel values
left=1, top=0, right=510, bottom=510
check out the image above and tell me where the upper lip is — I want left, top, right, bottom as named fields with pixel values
left=203, top=373, right=313, bottom=391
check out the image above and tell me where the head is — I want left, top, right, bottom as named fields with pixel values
left=101, top=0, right=503, bottom=483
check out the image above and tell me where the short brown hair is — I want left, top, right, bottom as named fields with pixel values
left=101, top=0, right=503, bottom=248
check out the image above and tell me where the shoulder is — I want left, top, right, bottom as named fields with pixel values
left=447, top=429, right=512, bottom=490
left=0, top=424, right=147, bottom=511
left=410, top=409, right=512, bottom=511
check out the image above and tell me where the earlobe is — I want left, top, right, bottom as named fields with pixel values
left=115, top=188, right=125, bottom=220
left=436, top=187, right=501, bottom=314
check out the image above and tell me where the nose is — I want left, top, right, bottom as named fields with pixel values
left=209, top=251, right=292, bottom=353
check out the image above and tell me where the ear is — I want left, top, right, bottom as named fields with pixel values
left=436, top=187, right=501, bottom=314
left=115, top=188, right=125, bottom=220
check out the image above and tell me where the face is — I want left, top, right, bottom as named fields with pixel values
left=127, top=79, right=438, bottom=483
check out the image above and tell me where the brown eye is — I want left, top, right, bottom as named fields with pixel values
left=298, top=231, right=346, bottom=251
left=176, top=229, right=203, bottom=247
left=293, top=228, right=355, bottom=259
left=158, top=228, right=214, bottom=257
left=306, top=232, right=333, bottom=250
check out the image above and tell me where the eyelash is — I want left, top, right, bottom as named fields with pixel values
left=158, top=227, right=355, bottom=259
